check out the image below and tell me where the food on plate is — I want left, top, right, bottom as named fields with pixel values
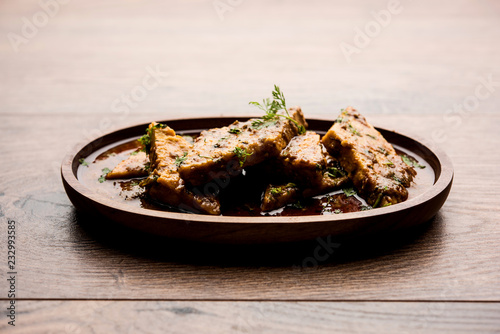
left=260, top=131, right=349, bottom=211
left=261, top=183, right=300, bottom=212
left=177, top=106, right=307, bottom=186
left=322, top=106, right=416, bottom=207
left=139, top=122, right=221, bottom=215
left=106, top=151, right=149, bottom=179
left=96, top=86, right=422, bottom=215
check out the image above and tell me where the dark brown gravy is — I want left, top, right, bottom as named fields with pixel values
left=78, top=133, right=434, bottom=217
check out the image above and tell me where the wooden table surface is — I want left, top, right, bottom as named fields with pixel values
left=1, top=0, right=500, bottom=332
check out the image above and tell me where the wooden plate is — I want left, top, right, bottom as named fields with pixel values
left=61, top=117, right=453, bottom=244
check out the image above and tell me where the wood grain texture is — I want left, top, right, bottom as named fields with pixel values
left=0, top=0, right=499, bottom=117
left=0, top=114, right=499, bottom=301
left=0, top=0, right=499, bottom=331
left=1, top=301, right=500, bottom=334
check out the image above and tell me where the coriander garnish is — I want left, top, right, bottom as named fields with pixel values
left=79, top=158, right=89, bottom=167
left=232, top=147, right=253, bottom=167
left=372, top=193, right=383, bottom=208
left=348, top=123, right=362, bottom=136
left=326, top=167, right=346, bottom=178
left=228, top=128, right=241, bottom=134
left=138, top=133, right=150, bottom=152
left=342, top=187, right=356, bottom=197
left=139, top=123, right=168, bottom=154
left=249, top=85, right=306, bottom=134
left=174, top=152, right=188, bottom=167
left=98, top=168, right=111, bottom=183
left=392, top=175, right=402, bottom=184
left=251, top=119, right=278, bottom=130
left=401, top=155, right=425, bottom=169
left=270, top=187, right=282, bottom=195
left=378, top=147, right=388, bottom=155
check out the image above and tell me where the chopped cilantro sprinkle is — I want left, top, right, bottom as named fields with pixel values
left=79, top=158, right=89, bottom=167
left=174, top=152, right=188, bottom=167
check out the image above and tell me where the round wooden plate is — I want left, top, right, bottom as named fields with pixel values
left=61, top=117, right=453, bottom=244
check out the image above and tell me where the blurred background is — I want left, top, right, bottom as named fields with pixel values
left=0, top=0, right=499, bottom=187
left=1, top=0, right=499, bottom=120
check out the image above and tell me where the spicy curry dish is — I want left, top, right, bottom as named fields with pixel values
left=82, top=86, right=429, bottom=216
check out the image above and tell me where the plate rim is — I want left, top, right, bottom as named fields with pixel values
left=61, top=116, right=454, bottom=225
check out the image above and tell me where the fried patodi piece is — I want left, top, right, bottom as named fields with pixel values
left=106, top=151, right=149, bottom=179
left=261, top=183, right=300, bottom=212
left=321, top=107, right=416, bottom=207
left=261, top=131, right=349, bottom=211
left=178, top=107, right=308, bottom=186
left=141, top=123, right=220, bottom=215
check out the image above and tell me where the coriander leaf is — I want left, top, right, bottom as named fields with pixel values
left=378, top=147, right=388, bottom=155
left=232, top=147, right=253, bottom=167
left=139, top=123, right=168, bottom=154
left=138, top=133, right=151, bottom=153
left=401, top=155, right=425, bottom=169
left=251, top=119, right=277, bottom=130
left=249, top=85, right=306, bottom=134
left=79, top=158, right=89, bottom=167
left=373, top=193, right=383, bottom=208
left=98, top=168, right=111, bottom=183
left=348, top=123, right=362, bottom=136
left=392, top=175, right=402, bottom=184
left=326, top=167, right=346, bottom=178
left=343, top=187, right=356, bottom=197
left=174, top=152, right=188, bottom=167
left=270, top=187, right=282, bottom=195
